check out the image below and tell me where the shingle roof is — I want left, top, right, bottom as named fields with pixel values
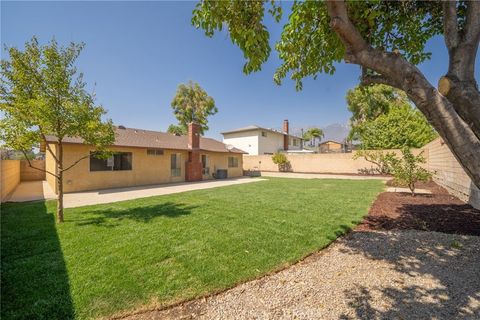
left=45, top=127, right=246, bottom=154
left=221, top=125, right=303, bottom=140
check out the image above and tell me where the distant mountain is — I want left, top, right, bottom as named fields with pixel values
left=322, top=123, right=350, bottom=142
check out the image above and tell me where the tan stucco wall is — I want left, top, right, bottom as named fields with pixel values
left=46, top=143, right=243, bottom=193
left=1, top=160, right=21, bottom=201
left=243, top=149, right=422, bottom=174
left=20, top=160, right=46, bottom=181
left=202, top=152, right=243, bottom=179
left=424, top=138, right=480, bottom=209
left=46, top=144, right=57, bottom=194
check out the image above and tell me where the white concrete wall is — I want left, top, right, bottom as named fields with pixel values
left=223, top=129, right=301, bottom=155
left=223, top=130, right=260, bottom=155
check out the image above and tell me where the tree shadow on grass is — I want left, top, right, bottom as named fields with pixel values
left=71, top=201, right=197, bottom=228
left=1, top=201, right=75, bottom=319
left=339, top=231, right=480, bottom=320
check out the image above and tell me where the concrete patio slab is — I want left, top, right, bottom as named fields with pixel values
left=386, top=187, right=432, bottom=194
left=64, top=177, right=265, bottom=208
left=6, top=181, right=56, bottom=202
left=261, top=171, right=388, bottom=181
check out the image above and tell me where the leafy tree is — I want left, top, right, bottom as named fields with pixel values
left=391, top=148, right=432, bottom=196
left=356, top=104, right=437, bottom=149
left=346, top=84, right=409, bottom=140
left=167, top=124, right=187, bottom=135
left=353, top=150, right=399, bottom=175
left=271, top=152, right=291, bottom=172
left=303, top=127, right=324, bottom=147
left=191, top=0, right=480, bottom=189
left=170, top=81, right=218, bottom=135
left=0, top=38, right=115, bottom=223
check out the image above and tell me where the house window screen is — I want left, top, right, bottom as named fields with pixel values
left=171, top=153, right=181, bottom=177
left=201, top=154, right=209, bottom=175
left=228, top=156, right=239, bottom=168
left=147, top=149, right=164, bottom=156
left=90, top=152, right=132, bottom=171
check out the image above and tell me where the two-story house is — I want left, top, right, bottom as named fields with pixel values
left=221, top=120, right=303, bottom=155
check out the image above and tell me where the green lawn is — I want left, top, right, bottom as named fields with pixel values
left=1, top=178, right=383, bottom=319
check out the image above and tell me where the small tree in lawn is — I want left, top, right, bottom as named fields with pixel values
left=272, top=152, right=290, bottom=172
left=0, top=37, right=115, bottom=223
left=170, top=81, right=218, bottom=135
left=391, top=148, right=432, bottom=196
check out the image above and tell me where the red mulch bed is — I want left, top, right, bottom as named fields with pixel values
left=356, top=180, right=480, bottom=236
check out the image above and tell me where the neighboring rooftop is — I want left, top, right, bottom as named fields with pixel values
left=221, top=125, right=303, bottom=140
left=45, top=126, right=246, bottom=154
left=318, top=140, right=344, bottom=145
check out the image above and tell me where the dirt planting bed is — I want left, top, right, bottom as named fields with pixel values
left=357, top=180, right=480, bottom=236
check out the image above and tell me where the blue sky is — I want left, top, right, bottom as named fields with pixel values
left=2, top=1, right=476, bottom=140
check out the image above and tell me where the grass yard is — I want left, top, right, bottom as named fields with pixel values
left=1, top=178, right=383, bottom=319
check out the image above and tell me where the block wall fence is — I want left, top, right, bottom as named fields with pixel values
left=1, top=159, right=46, bottom=202
left=243, top=138, right=479, bottom=209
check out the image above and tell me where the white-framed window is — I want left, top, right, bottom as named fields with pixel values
left=90, top=152, right=132, bottom=171
left=171, top=153, right=181, bottom=177
left=228, top=156, right=239, bottom=168
left=201, top=154, right=210, bottom=175
left=147, top=148, right=164, bottom=156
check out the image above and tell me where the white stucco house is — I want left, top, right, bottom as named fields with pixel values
left=221, top=120, right=306, bottom=155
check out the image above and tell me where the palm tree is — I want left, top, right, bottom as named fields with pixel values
left=303, top=127, right=324, bottom=147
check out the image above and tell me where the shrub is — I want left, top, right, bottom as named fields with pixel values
left=272, top=152, right=291, bottom=172
left=391, top=148, right=432, bottom=196
left=354, top=150, right=399, bottom=175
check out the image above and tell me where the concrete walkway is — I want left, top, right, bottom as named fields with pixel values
left=63, top=177, right=265, bottom=208
left=5, top=181, right=56, bottom=202
left=261, top=171, right=388, bottom=180
left=386, top=187, right=432, bottom=194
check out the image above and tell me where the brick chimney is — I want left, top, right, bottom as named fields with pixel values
left=283, top=119, right=289, bottom=151
left=188, top=122, right=200, bottom=149
left=186, top=122, right=203, bottom=181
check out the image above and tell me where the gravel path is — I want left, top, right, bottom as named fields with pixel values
left=122, top=230, right=480, bottom=320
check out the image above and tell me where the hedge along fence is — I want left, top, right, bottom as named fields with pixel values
left=243, top=149, right=424, bottom=175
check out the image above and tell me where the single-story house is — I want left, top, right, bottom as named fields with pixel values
left=222, top=120, right=303, bottom=155
left=318, top=140, right=345, bottom=153
left=45, top=123, right=246, bottom=193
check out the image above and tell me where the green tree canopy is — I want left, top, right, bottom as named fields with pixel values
left=346, top=84, right=409, bottom=139
left=0, top=37, right=115, bottom=222
left=166, top=124, right=187, bottom=135
left=170, top=81, right=218, bottom=135
left=191, top=0, right=480, bottom=188
left=356, top=104, right=437, bottom=149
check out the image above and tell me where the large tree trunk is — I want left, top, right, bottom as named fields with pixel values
left=56, top=142, right=64, bottom=223
left=326, top=0, right=480, bottom=189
